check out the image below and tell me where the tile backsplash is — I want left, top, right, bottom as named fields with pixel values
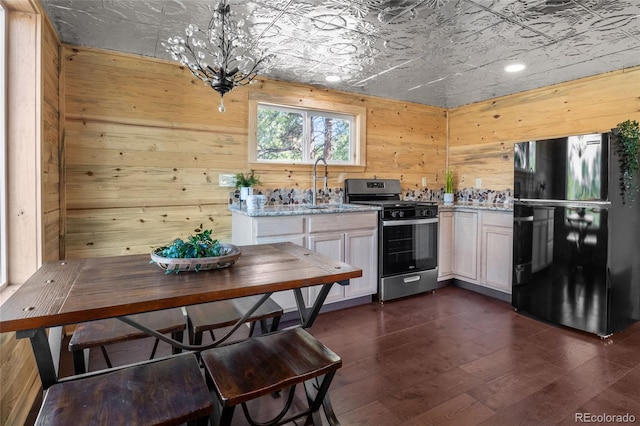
left=403, top=187, right=513, bottom=204
left=230, top=186, right=512, bottom=206
left=230, top=187, right=344, bottom=206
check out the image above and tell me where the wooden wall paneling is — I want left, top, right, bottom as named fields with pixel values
left=58, top=32, right=66, bottom=260
left=0, top=332, right=40, bottom=426
left=41, top=18, right=60, bottom=263
left=63, top=47, right=248, bottom=127
left=450, top=68, right=640, bottom=145
left=42, top=14, right=61, bottom=264
left=64, top=205, right=231, bottom=258
left=61, top=46, right=447, bottom=257
left=448, top=142, right=514, bottom=190
left=448, top=66, right=640, bottom=190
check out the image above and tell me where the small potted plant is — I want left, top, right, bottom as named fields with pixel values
left=235, top=170, right=261, bottom=201
left=444, top=168, right=454, bottom=204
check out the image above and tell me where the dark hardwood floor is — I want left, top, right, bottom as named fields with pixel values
left=51, top=286, right=640, bottom=425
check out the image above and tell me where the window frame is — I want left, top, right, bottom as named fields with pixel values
left=248, top=92, right=366, bottom=167
left=0, top=4, right=6, bottom=290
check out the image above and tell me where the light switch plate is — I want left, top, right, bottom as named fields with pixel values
left=421, top=177, right=427, bottom=187
left=219, top=174, right=236, bottom=187
left=475, top=178, right=482, bottom=188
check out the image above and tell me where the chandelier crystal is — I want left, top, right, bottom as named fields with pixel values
left=163, top=1, right=272, bottom=112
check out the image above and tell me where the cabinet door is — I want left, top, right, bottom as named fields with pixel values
left=481, top=224, right=513, bottom=293
left=453, top=211, right=478, bottom=281
left=253, top=234, right=307, bottom=312
left=438, top=211, right=454, bottom=279
left=308, top=233, right=345, bottom=305
left=344, top=229, right=377, bottom=299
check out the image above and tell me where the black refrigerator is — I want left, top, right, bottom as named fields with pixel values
left=512, top=131, right=640, bottom=337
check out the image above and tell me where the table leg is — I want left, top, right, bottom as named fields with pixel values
left=16, top=328, right=58, bottom=390
left=294, top=280, right=349, bottom=328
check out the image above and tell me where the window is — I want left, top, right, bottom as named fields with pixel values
left=0, top=4, right=6, bottom=290
left=249, top=94, right=366, bottom=166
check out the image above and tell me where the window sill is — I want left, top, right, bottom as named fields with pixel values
left=249, top=163, right=366, bottom=173
left=0, top=282, right=21, bottom=306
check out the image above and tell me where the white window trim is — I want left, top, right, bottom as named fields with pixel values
left=248, top=92, right=366, bottom=167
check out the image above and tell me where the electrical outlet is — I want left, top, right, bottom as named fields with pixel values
left=421, top=177, right=427, bottom=187
left=475, top=178, right=482, bottom=188
left=219, top=174, right=236, bottom=188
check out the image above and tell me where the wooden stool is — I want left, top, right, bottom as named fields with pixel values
left=201, top=327, right=342, bottom=426
left=185, top=296, right=283, bottom=345
left=35, top=353, right=212, bottom=425
left=68, top=308, right=186, bottom=374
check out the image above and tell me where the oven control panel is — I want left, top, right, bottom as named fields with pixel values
left=383, top=207, right=438, bottom=220
left=418, top=208, right=438, bottom=218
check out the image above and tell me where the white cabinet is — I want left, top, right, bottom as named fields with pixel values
left=441, top=209, right=513, bottom=296
left=307, top=213, right=378, bottom=307
left=479, top=211, right=513, bottom=293
left=344, top=231, right=378, bottom=299
left=453, top=211, right=478, bottom=281
left=232, top=211, right=378, bottom=312
left=308, top=232, right=346, bottom=305
left=232, top=214, right=306, bottom=311
left=438, top=210, right=454, bottom=279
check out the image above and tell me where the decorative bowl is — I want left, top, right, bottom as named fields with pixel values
left=150, top=243, right=242, bottom=273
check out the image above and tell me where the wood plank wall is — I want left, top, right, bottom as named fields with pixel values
left=448, top=66, right=640, bottom=191
left=62, top=46, right=446, bottom=258
left=42, top=7, right=60, bottom=262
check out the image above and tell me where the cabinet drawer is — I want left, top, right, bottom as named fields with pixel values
left=255, top=216, right=305, bottom=237
left=481, top=211, right=513, bottom=227
left=308, top=213, right=378, bottom=233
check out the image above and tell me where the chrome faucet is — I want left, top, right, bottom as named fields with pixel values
left=312, top=157, right=328, bottom=206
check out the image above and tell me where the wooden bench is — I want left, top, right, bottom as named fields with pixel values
left=68, top=308, right=186, bottom=374
left=201, top=327, right=342, bottom=426
left=185, top=295, right=283, bottom=345
left=35, top=353, right=212, bottom=425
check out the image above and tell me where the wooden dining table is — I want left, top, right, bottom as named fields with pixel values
left=0, top=242, right=362, bottom=397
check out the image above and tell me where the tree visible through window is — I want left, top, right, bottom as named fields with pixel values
left=257, top=106, right=303, bottom=161
left=256, top=103, right=353, bottom=164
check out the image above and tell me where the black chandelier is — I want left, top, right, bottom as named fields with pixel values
left=163, top=1, right=272, bottom=112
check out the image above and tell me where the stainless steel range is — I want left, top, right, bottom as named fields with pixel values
left=344, top=179, right=438, bottom=302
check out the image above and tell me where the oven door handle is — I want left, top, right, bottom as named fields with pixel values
left=382, top=218, right=438, bottom=227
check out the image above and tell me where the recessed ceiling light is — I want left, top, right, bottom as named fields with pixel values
left=505, top=63, right=526, bottom=73
left=326, top=75, right=341, bottom=83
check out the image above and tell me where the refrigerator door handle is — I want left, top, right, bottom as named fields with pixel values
left=516, top=199, right=611, bottom=209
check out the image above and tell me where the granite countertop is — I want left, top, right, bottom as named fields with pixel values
left=437, top=202, right=513, bottom=212
left=229, top=203, right=382, bottom=217
left=230, top=202, right=512, bottom=217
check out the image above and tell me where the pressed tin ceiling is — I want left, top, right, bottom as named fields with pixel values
left=40, top=0, right=640, bottom=108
